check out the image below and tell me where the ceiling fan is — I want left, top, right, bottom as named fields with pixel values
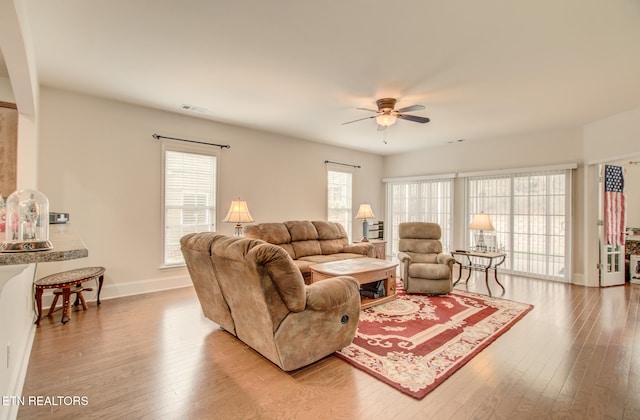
left=342, top=98, right=430, bottom=131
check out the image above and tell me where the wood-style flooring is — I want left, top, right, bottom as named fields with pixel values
left=18, top=272, right=640, bottom=419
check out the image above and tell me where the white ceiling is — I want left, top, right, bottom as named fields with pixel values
left=20, top=0, right=640, bottom=155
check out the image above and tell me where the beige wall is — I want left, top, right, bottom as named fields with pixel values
left=35, top=87, right=383, bottom=297
left=584, top=106, right=640, bottom=163
left=624, top=161, right=640, bottom=228
left=0, top=76, right=15, bottom=103
left=383, top=127, right=584, bottom=178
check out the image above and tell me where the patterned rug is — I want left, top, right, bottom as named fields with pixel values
left=335, top=285, right=533, bottom=399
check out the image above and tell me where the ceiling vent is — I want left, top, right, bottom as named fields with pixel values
left=179, top=104, right=208, bottom=113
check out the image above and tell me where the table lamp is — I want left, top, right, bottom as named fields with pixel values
left=355, top=204, right=375, bottom=242
left=469, top=212, right=494, bottom=252
left=223, top=198, right=254, bottom=236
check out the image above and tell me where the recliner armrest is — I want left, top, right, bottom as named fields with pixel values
left=437, top=253, right=454, bottom=267
left=397, top=251, right=412, bottom=263
left=305, top=276, right=360, bottom=311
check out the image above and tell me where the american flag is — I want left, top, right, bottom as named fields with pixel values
left=605, top=165, right=625, bottom=247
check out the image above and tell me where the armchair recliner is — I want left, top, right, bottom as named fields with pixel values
left=398, top=222, right=454, bottom=295
left=180, top=232, right=361, bottom=371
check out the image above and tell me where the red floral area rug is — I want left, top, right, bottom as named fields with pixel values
left=335, top=285, right=533, bottom=399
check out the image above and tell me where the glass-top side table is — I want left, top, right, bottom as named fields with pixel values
left=451, top=250, right=506, bottom=297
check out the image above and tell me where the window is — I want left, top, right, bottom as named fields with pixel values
left=163, top=145, right=217, bottom=266
left=327, top=169, right=353, bottom=240
left=465, top=168, right=572, bottom=281
left=385, top=176, right=455, bottom=256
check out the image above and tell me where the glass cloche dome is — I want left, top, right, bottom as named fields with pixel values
left=0, top=189, right=53, bottom=252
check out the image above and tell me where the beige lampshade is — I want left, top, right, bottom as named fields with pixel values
left=355, top=204, right=376, bottom=219
left=223, top=199, right=254, bottom=224
left=469, top=213, right=495, bottom=231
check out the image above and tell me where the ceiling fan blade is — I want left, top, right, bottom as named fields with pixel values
left=355, top=107, right=379, bottom=113
left=342, top=115, right=375, bottom=125
left=397, top=104, right=426, bottom=113
left=398, top=114, right=430, bottom=123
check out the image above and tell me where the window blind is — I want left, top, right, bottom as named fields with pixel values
left=386, top=177, right=455, bottom=256
left=163, top=149, right=217, bottom=266
left=327, top=170, right=353, bottom=241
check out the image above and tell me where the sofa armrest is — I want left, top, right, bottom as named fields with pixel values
left=305, top=276, right=360, bottom=311
left=344, top=242, right=374, bottom=257
left=437, top=253, right=455, bottom=267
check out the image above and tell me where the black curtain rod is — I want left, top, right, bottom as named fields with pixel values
left=324, top=160, right=361, bottom=169
left=152, top=134, right=230, bottom=149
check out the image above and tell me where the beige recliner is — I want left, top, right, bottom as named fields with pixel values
left=398, top=222, right=454, bottom=295
left=180, top=232, right=361, bottom=371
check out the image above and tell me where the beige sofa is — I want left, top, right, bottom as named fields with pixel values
left=244, top=220, right=374, bottom=281
left=181, top=232, right=361, bottom=371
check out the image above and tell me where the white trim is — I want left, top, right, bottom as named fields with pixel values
left=586, top=152, right=640, bottom=166
left=382, top=173, right=457, bottom=183
left=458, top=163, right=578, bottom=178
left=99, top=274, right=192, bottom=300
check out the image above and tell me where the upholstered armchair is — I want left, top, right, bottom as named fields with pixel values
left=180, top=233, right=361, bottom=371
left=398, top=222, right=454, bottom=295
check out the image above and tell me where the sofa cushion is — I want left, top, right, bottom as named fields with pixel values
left=319, top=239, right=346, bottom=255
left=285, top=221, right=319, bottom=241
left=399, top=222, right=441, bottom=240
left=312, top=221, right=341, bottom=240
left=244, top=223, right=296, bottom=259
left=408, top=262, right=451, bottom=280
left=292, top=240, right=322, bottom=258
left=399, top=238, right=442, bottom=255
left=312, top=221, right=348, bottom=255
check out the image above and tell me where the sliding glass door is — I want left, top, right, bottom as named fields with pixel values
left=465, top=169, right=571, bottom=282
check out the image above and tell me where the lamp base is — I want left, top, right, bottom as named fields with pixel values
left=476, top=230, right=487, bottom=252
left=234, top=224, right=243, bottom=237
left=361, top=219, right=369, bottom=243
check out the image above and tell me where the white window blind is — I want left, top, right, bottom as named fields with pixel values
left=465, top=169, right=571, bottom=281
left=327, top=170, right=352, bottom=241
left=386, top=177, right=455, bottom=256
left=163, top=148, right=217, bottom=266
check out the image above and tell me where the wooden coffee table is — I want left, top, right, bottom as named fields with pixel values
left=310, top=258, right=398, bottom=309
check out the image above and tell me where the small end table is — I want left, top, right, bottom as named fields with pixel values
left=34, top=266, right=105, bottom=325
left=451, top=250, right=506, bottom=297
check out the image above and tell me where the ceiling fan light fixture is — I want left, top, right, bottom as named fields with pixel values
left=375, top=113, right=397, bottom=127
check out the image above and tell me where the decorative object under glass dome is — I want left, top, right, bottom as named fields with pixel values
left=0, top=189, right=53, bottom=252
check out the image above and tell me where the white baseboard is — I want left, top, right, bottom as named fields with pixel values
left=572, top=273, right=586, bottom=286
left=98, top=274, right=193, bottom=300
left=38, top=274, right=193, bottom=308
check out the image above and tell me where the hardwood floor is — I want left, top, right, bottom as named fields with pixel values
left=18, top=272, right=640, bottom=419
